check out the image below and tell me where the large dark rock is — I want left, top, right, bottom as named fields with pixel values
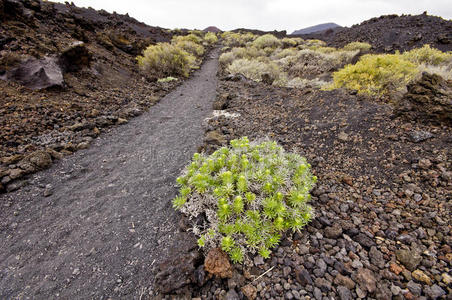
left=3, top=56, right=64, bottom=90
left=59, top=41, right=92, bottom=72
left=395, top=72, right=452, bottom=123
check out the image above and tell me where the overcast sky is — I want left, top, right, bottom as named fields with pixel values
left=54, top=0, right=452, bottom=33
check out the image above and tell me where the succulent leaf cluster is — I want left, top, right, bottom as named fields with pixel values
left=173, top=137, right=317, bottom=263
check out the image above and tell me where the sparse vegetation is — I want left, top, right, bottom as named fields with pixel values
left=173, top=137, right=316, bottom=263
left=218, top=31, right=451, bottom=98
left=328, top=45, right=452, bottom=96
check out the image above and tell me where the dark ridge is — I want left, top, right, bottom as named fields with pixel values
left=296, top=13, right=452, bottom=52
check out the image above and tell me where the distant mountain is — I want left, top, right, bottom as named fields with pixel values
left=291, top=23, right=341, bottom=35
left=203, top=26, right=221, bottom=33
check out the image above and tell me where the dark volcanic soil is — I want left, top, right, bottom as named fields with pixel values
left=0, top=48, right=219, bottom=299
left=180, top=78, right=451, bottom=299
left=297, top=13, right=452, bottom=53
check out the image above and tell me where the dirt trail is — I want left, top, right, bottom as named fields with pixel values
left=0, top=48, right=220, bottom=299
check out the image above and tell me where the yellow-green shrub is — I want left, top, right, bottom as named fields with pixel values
left=252, top=34, right=282, bottom=49
left=342, top=42, right=372, bottom=52
left=204, top=32, right=218, bottom=45
left=172, top=34, right=203, bottom=45
left=137, top=43, right=195, bottom=78
left=281, top=37, right=303, bottom=48
left=301, top=39, right=326, bottom=48
left=328, top=54, right=418, bottom=95
left=312, top=46, right=338, bottom=54
left=173, top=40, right=205, bottom=57
left=227, top=58, right=282, bottom=83
left=222, top=32, right=256, bottom=47
left=402, top=44, right=452, bottom=66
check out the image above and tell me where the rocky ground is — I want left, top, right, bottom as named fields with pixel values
left=297, top=13, right=452, bottom=53
left=0, top=0, right=195, bottom=193
left=155, top=71, right=451, bottom=299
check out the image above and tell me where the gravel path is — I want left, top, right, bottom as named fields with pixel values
left=0, top=48, right=219, bottom=299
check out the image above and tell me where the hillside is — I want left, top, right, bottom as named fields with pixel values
left=291, top=22, right=341, bottom=35
left=300, top=13, right=452, bottom=52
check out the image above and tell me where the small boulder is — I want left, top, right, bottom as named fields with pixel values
left=25, top=150, right=52, bottom=170
left=241, top=284, right=257, bottom=300
left=356, top=268, right=377, bottom=294
left=204, top=130, right=226, bottom=146
left=204, top=248, right=233, bottom=279
left=395, top=249, right=422, bottom=271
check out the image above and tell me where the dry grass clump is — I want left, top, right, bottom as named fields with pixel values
left=219, top=47, right=266, bottom=68
left=227, top=58, right=282, bottom=84
left=287, top=77, right=329, bottom=89
left=288, top=49, right=358, bottom=79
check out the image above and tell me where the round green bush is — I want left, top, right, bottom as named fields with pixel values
left=173, top=137, right=317, bottom=263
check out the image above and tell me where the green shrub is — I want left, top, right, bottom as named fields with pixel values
left=328, top=54, right=418, bottom=95
left=204, top=32, right=218, bottom=45
left=173, top=137, right=316, bottom=263
left=227, top=58, right=282, bottom=83
left=252, top=34, right=282, bottom=49
left=342, top=42, right=372, bottom=52
left=281, top=37, right=303, bottom=48
left=401, top=44, right=452, bottom=66
left=137, top=43, right=195, bottom=78
left=173, top=40, right=205, bottom=57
